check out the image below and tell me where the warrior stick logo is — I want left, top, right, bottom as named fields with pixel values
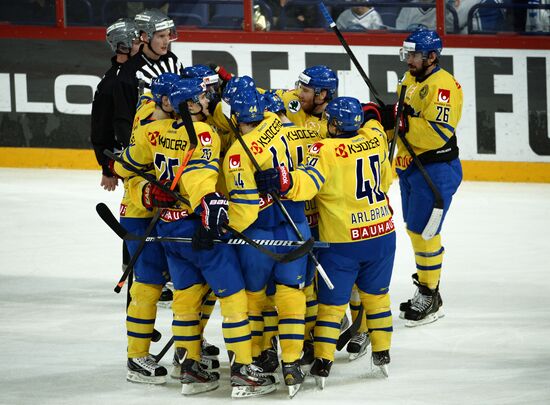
left=288, top=99, right=301, bottom=113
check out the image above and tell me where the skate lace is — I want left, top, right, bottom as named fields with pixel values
left=350, top=332, right=368, bottom=345
left=136, top=356, right=160, bottom=370
left=247, top=364, right=265, bottom=375
left=410, top=289, right=432, bottom=312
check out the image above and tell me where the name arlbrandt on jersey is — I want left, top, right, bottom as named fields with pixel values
left=350, top=205, right=391, bottom=225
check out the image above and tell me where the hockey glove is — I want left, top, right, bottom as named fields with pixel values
left=192, top=225, right=215, bottom=251
left=199, top=192, right=229, bottom=239
left=361, top=102, right=382, bottom=125
left=380, top=103, right=411, bottom=133
left=141, top=179, right=177, bottom=210
left=254, top=166, right=292, bottom=196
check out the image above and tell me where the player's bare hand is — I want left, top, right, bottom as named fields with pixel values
left=101, top=175, right=118, bottom=191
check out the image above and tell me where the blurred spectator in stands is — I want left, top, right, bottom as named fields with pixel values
left=254, top=3, right=271, bottom=31
left=525, top=0, right=550, bottom=31
left=455, top=0, right=506, bottom=33
left=267, top=0, right=321, bottom=29
left=336, top=0, right=385, bottom=30
left=395, top=0, right=458, bottom=31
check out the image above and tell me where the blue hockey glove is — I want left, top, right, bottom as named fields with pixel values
left=199, top=192, right=229, bottom=238
left=254, top=166, right=292, bottom=196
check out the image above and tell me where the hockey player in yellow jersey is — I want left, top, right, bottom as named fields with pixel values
left=111, top=73, right=179, bottom=386
left=115, top=78, right=276, bottom=398
left=224, top=88, right=314, bottom=397
left=276, top=65, right=338, bottom=139
left=255, top=97, right=396, bottom=387
left=381, top=29, right=463, bottom=327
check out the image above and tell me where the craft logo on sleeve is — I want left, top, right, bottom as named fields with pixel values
left=437, top=89, right=451, bottom=103
left=229, top=154, right=241, bottom=169
left=198, top=131, right=212, bottom=146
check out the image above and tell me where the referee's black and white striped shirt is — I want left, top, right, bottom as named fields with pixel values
left=113, top=48, right=183, bottom=147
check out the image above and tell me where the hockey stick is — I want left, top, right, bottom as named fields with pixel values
left=97, top=202, right=317, bottom=263
left=221, top=101, right=334, bottom=289
left=388, top=84, right=407, bottom=163
left=318, top=2, right=385, bottom=108
left=107, top=105, right=198, bottom=294
left=336, top=305, right=364, bottom=351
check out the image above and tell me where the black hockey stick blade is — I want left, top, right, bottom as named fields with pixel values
left=96, top=202, right=128, bottom=240
left=336, top=305, right=364, bottom=351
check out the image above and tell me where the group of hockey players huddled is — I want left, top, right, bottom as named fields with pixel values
left=97, top=6, right=463, bottom=400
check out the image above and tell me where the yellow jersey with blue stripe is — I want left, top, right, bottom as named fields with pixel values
left=286, top=120, right=394, bottom=243
left=114, top=118, right=221, bottom=221
left=395, top=66, right=462, bottom=171
left=223, top=113, right=317, bottom=233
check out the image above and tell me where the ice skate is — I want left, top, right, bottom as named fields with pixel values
left=404, top=278, right=444, bottom=327
left=282, top=361, right=305, bottom=398
left=253, top=337, right=280, bottom=384
left=170, top=352, right=220, bottom=379
left=346, top=331, right=370, bottom=361
left=180, top=358, right=220, bottom=395
left=400, top=274, right=444, bottom=321
left=371, top=350, right=390, bottom=377
left=200, top=339, right=220, bottom=369
left=230, top=363, right=277, bottom=398
left=310, top=358, right=333, bottom=390
left=127, top=355, right=167, bottom=384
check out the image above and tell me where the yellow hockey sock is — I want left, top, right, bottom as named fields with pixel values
left=408, top=230, right=444, bottom=290
left=172, top=284, right=204, bottom=362
left=246, top=289, right=267, bottom=358
left=127, top=282, right=162, bottom=358
left=219, top=289, right=252, bottom=365
left=304, top=283, right=318, bottom=342
left=350, top=285, right=367, bottom=333
left=200, top=289, right=217, bottom=333
left=359, top=290, right=392, bottom=352
left=261, top=294, right=278, bottom=351
left=313, top=303, right=346, bottom=362
left=274, top=284, right=306, bottom=363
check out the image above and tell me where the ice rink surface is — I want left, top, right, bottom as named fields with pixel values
left=1, top=168, right=549, bottom=405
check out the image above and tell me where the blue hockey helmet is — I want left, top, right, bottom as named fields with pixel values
left=222, top=75, right=256, bottom=103
left=151, top=73, right=181, bottom=104
left=298, top=65, right=338, bottom=99
left=325, top=97, right=363, bottom=134
left=182, top=64, right=219, bottom=87
left=169, top=78, right=206, bottom=114
left=400, top=29, right=443, bottom=61
left=231, top=89, right=265, bottom=124
left=263, top=91, right=286, bottom=114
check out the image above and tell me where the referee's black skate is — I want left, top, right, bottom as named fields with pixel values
left=282, top=360, right=305, bottom=398
left=127, top=355, right=167, bottom=384
left=371, top=350, right=390, bottom=377
left=310, top=358, right=333, bottom=390
left=347, top=331, right=370, bottom=361
left=230, top=363, right=277, bottom=398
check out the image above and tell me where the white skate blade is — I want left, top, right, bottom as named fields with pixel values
left=377, top=364, right=389, bottom=378
left=156, top=300, right=172, bottom=309
left=231, top=383, right=277, bottom=398
left=314, top=375, right=326, bottom=390
left=181, top=380, right=219, bottom=395
left=126, top=370, right=166, bottom=385
left=399, top=311, right=405, bottom=319
left=288, top=383, right=302, bottom=398
left=348, top=348, right=369, bottom=362
left=170, top=364, right=181, bottom=379
left=405, top=308, right=444, bottom=327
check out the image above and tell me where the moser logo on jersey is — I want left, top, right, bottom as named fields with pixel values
left=437, top=89, right=451, bottom=103
left=229, top=154, right=241, bottom=169
left=350, top=218, right=395, bottom=241
left=198, top=131, right=212, bottom=146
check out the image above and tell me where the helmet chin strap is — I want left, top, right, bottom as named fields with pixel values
left=145, top=39, right=161, bottom=57
left=189, top=102, right=207, bottom=121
